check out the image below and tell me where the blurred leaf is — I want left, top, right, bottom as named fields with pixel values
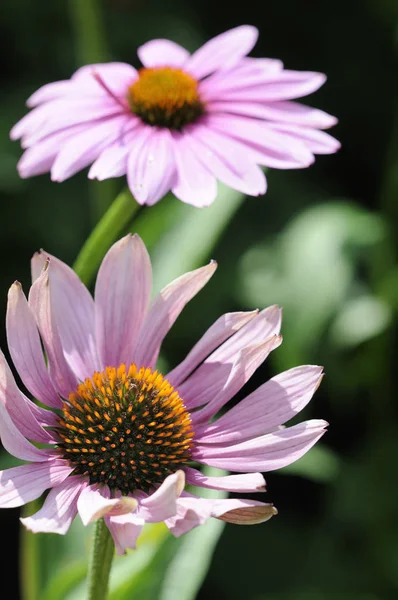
left=281, top=445, right=340, bottom=483
left=329, top=295, right=392, bottom=348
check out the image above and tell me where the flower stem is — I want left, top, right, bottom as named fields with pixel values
left=69, top=0, right=109, bottom=64
left=20, top=499, right=41, bottom=600
left=87, top=519, right=114, bottom=600
left=73, top=188, right=140, bottom=286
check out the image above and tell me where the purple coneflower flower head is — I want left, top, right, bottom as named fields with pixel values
left=11, top=26, right=340, bottom=207
left=0, top=234, right=327, bottom=552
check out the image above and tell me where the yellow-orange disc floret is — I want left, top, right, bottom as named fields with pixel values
left=57, top=364, right=194, bottom=493
left=128, top=67, right=205, bottom=130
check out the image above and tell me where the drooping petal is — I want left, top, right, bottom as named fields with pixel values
left=165, top=496, right=212, bottom=537
left=77, top=484, right=138, bottom=526
left=106, top=513, right=145, bottom=555
left=210, top=498, right=277, bottom=524
left=0, top=399, right=50, bottom=462
left=29, top=264, right=78, bottom=398
left=139, top=470, right=185, bottom=522
left=138, top=39, right=190, bottom=68
left=198, top=366, right=324, bottom=444
left=193, top=419, right=328, bottom=471
left=133, top=261, right=217, bottom=369
left=6, top=281, right=59, bottom=409
left=21, top=476, right=85, bottom=534
left=0, top=347, right=53, bottom=443
left=186, top=26, right=258, bottom=79
left=127, top=128, right=177, bottom=206
left=184, top=467, right=266, bottom=493
left=0, top=460, right=73, bottom=508
left=95, top=234, right=152, bottom=368
left=167, top=310, right=258, bottom=387
left=268, top=123, right=341, bottom=154
left=88, top=120, right=141, bottom=181
left=35, top=252, right=100, bottom=381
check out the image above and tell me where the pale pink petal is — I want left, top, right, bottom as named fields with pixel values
left=186, top=25, right=258, bottom=79
left=193, top=419, right=328, bottom=471
left=200, top=57, right=283, bottom=93
left=35, top=252, right=100, bottom=381
left=171, top=133, right=218, bottom=207
left=191, top=335, right=282, bottom=422
left=51, top=115, right=130, bottom=182
left=184, top=467, right=266, bottom=493
left=133, top=261, right=217, bottom=369
left=77, top=484, right=138, bottom=526
left=21, top=476, right=85, bottom=534
left=31, top=251, right=46, bottom=283
left=6, top=282, right=60, bottom=409
left=199, top=366, right=324, bottom=444
left=0, top=460, right=73, bottom=508
left=269, top=123, right=341, bottom=154
left=26, top=80, right=73, bottom=107
left=10, top=103, right=54, bottom=142
left=210, top=497, right=277, bottom=524
left=165, top=497, right=212, bottom=536
left=138, top=39, right=190, bottom=68
left=167, top=310, right=258, bottom=387
left=206, top=113, right=314, bottom=169
left=29, top=265, right=78, bottom=398
left=0, top=399, right=50, bottom=462
left=106, top=513, right=144, bottom=555
left=95, top=234, right=152, bottom=368
left=208, top=100, right=338, bottom=129
left=181, top=129, right=266, bottom=196
left=0, top=347, right=52, bottom=443
left=127, top=128, right=177, bottom=206
left=139, top=471, right=185, bottom=522
left=72, top=62, right=138, bottom=98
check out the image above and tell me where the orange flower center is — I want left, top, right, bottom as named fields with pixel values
left=128, top=67, right=204, bottom=130
left=57, top=363, right=193, bottom=493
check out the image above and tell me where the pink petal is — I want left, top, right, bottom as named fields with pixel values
left=0, top=460, right=73, bottom=508
left=31, top=251, right=46, bottom=283
left=29, top=264, right=78, bottom=398
left=200, top=57, right=283, bottom=94
left=10, top=102, right=55, bottom=142
left=208, top=100, right=338, bottom=129
left=77, top=484, right=138, bottom=526
left=6, top=282, right=60, bottom=409
left=0, top=347, right=53, bottom=443
left=51, top=115, right=130, bottom=182
left=269, top=123, right=341, bottom=154
left=88, top=121, right=141, bottom=181
left=191, top=335, right=282, bottom=423
left=26, top=80, right=73, bottom=107
left=170, top=132, right=218, bottom=207
left=186, top=26, right=258, bottom=79
left=210, top=498, right=277, bottom=524
left=165, top=497, right=212, bottom=536
left=167, top=310, right=258, bottom=387
left=95, top=234, right=152, bottom=368
left=72, top=62, right=138, bottom=98
left=139, top=470, right=185, bottom=522
left=106, top=513, right=144, bottom=555
left=184, top=467, right=266, bottom=493
left=199, top=365, right=324, bottom=444
left=133, top=261, right=217, bottom=369
left=181, top=128, right=266, bottom=196
left=137, top=39, right=190, bottom=68
left=193, top=419, right=328, bottom=471
left=206, top=113, right=314, bottom=169
left=21, top=476, right=85, bottom=534
left=0, top=398, right=50, bottom=462
left=34, top=252, right=99, bottom=381
left=127, top=128, right=177, bottom=206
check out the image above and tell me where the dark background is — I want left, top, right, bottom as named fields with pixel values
left=1, top=0, right=398, bottom=598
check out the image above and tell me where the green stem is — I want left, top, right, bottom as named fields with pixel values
left=20, top=499, right=41, bottom=600
left=73, top=188, right=140, bottom=286
left=87, top=519, right=114, bottom=600
left=69, top=0, right=109, bottom=64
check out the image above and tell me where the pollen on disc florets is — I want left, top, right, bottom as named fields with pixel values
left=128, top=67, right=205, bottom=130
left=57, top=364, right=194, bottom=493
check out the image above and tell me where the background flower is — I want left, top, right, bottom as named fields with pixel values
left=11, top=25, right=339, bottom=207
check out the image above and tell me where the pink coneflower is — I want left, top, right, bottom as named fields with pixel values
left=11, top=26, right=340, bottom=207
left=0, top=234, right=326, bottom=552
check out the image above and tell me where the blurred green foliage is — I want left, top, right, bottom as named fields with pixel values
left=0, top=0, right=398, bottom=599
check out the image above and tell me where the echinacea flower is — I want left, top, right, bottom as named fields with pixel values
left=0, top=234, right=327, bottom=552
left=11, top=26, right=340, bottom=207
